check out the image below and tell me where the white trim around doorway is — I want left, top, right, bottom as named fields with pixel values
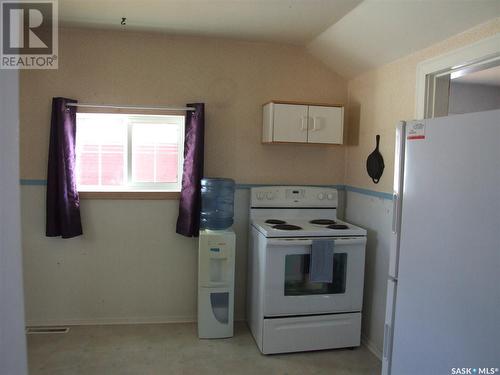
left=415, top=33, right=500, bottom=119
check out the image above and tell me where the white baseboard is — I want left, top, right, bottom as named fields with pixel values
left=361, top=334, right=382, bottom=360
left=26, top=315, right=196, bottom=327
left=26, top=315, right=246, bottom=327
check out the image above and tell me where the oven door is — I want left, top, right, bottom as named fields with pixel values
left=264, top=237, right=366, bottom=316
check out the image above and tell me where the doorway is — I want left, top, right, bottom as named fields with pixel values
left=415, top=33, right=500, bottom=119
left=427, top=58, right=500, bottom=117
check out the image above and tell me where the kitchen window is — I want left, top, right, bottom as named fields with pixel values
left=75, top=113, right=184, bottom=194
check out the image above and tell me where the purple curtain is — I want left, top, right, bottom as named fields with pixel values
left=46, top=97, right=83, bottom=238
left=176, top=103, right=205, bottom=237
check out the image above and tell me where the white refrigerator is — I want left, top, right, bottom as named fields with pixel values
left=382, top=109, right=500, bottom=375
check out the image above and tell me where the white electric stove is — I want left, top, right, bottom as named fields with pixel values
left=252, top=218, right=366, bottom=238
left=247, top=186, right=367, bottom=354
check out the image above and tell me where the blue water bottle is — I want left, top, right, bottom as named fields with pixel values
left=200, top=178, right=235, bottom=230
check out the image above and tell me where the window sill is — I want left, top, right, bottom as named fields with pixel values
left=78, top=191, right=181, bottom=200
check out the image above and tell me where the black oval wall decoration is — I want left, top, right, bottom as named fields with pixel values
left=366, top=134, right=385, bottom=184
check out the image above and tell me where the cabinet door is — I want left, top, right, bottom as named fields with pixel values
left=307, top=106, right=343, bottom=144
left=273, top=104, right=308, bottom=143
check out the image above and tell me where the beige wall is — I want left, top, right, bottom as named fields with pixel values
left=345, top=18, right=500, bottom=193
left=20, top=27, right=347, bottom=185
left=21, top=187, right=250, bottom=325
left=343, top=18, right=500, bottom=357
left=19, top=19, right=499, bottom=335
left=19, top=28, right=348, bottom=326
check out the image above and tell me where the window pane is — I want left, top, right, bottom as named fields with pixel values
left=101, top=145, right=125, bottom=185
left=133, top=144, right=154, bottom=182
left=76, top=115, right=127, bottom=189
left=157, top=143, right=179, bottom=183
left=79, top=145, right=99, bottom=185
left=76, top=113, right=183, bottom=192
left=132, top=123, right=180, bottom=184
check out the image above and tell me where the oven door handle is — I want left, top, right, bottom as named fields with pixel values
left=267, top=237, right=366, bottom=246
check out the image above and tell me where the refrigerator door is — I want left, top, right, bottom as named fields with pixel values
left=381, top=278, right=397, bottom=375
left=388, top=122, right=406, bottom=279
left=391, top=110, right=500, bottom=374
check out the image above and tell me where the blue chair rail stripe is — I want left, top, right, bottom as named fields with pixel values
left=20, top=179, right=47, bottom=186
left=20, top=180, right=393, bottom=200
left=344, top=185, right=393, bottom=200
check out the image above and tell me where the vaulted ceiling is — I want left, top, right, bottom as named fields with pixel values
left=59, top=0, right=500, bottom=79
left=58, top=0, right=363, bottom=45
left=307, top=0, right=500, bottom=78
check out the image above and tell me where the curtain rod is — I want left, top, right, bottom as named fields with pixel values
left=65, top=103, right=196, bottom=111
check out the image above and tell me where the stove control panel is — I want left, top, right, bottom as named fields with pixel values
left=286, top=188, right=305, bottom=200
left=251, top=186, right=338, bottom=207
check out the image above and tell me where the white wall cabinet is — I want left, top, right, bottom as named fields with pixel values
left=263, top=102, right=344, bottom=145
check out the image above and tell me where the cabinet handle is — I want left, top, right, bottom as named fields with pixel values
left=300, top=117, right=307, bottom=131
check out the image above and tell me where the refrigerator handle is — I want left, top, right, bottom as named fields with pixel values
left=392, top=193, right=398, bottom=233
left=383, top=324, right=388, bottom=357
left=383, top=322, right=393, bottom=365
left=383, top=323, right=390, bottom=359
left=392, top=121, right=405, bottom=235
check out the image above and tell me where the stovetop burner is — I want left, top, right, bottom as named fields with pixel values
left=265, top=219, right=287, bottom=225
left=310, top=219, right=336, bottom=225
left=327, top=224, right=349, bottom=230
left=273, top=224, right=303, bottom=231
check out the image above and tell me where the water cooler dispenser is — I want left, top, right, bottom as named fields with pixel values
left=198, top=230, right=235, bottom=338
left=198, top=178, right=236, bottom=339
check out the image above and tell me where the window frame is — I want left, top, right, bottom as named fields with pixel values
left=75, top=113, right=185, bottom=197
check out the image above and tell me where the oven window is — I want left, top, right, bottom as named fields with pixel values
left=284, top=253, right=347, bottom=296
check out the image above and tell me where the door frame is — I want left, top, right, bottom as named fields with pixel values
left=0, top=70, right=28, bottom=374
left=415, top=33, right=500, bottom=119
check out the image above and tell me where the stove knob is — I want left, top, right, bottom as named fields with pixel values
left=266, top=192, right=274, bottom=200
left=317, top=193, right=325, bottom=200
left=256, top=192, right=264, bottom=200
left=327, top=193, right=334, bottom=200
